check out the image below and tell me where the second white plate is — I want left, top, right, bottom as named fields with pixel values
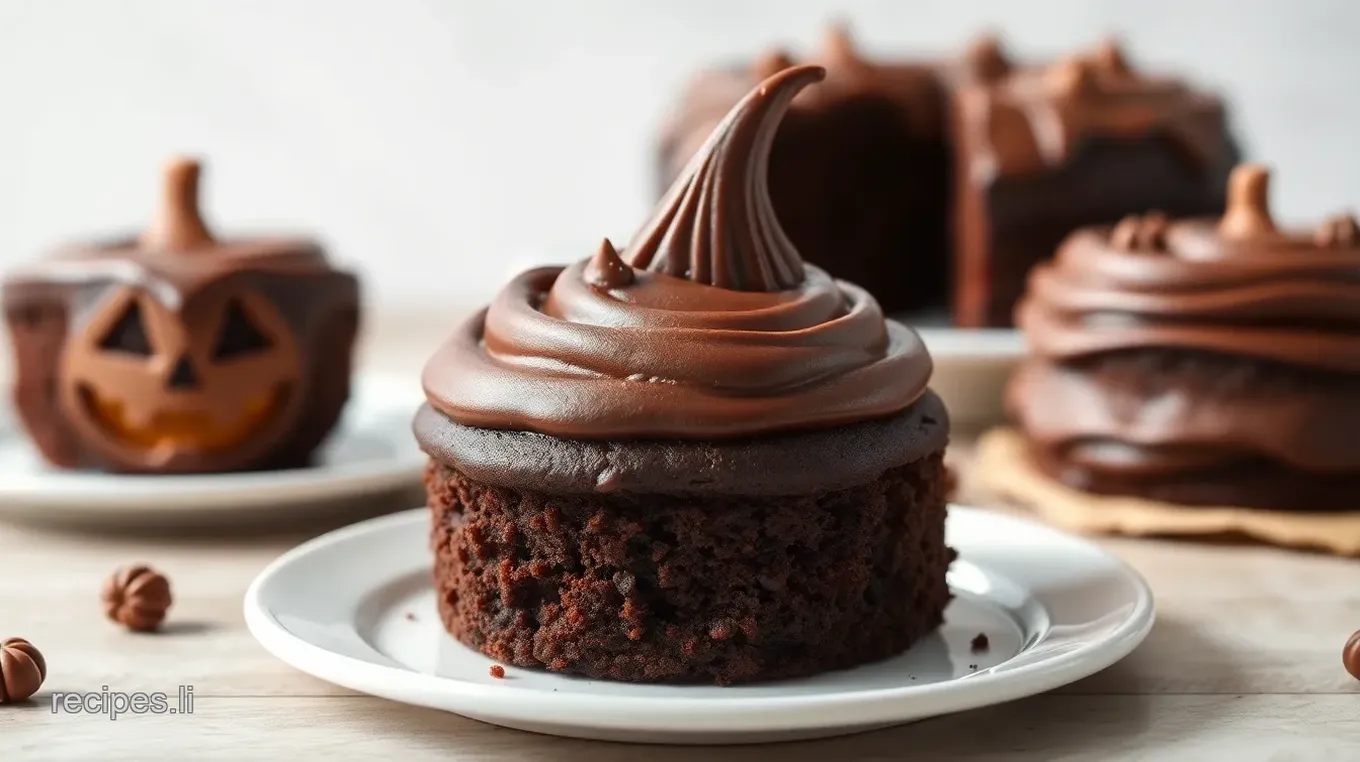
left=916, top=328, right=1024, bottom=428
left=245, top=505, right=1153, bottom=744
left=0, top=373, right=426, bottom=527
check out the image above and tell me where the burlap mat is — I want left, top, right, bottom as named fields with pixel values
left=973, top=427, right=1360, bottom=556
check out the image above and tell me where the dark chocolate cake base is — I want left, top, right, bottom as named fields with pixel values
left=427, top=450, right=951, bottom=685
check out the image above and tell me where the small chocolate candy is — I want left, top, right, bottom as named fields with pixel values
left=1315, top=214, right=1360, bottom=248
left=1110, top=212, right=1169, bottom=252
left=102, top=564, right=173, bottom=632
left=1344, top=630, right=1360, bottom=680
left=0, top=638, right=47, bottom=703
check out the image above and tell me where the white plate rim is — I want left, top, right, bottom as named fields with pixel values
left=244, top=505, right=1154, bottom=734
left=0, top=373, right=425, bottom=511
left=914, top=328, right=1025, bottom=360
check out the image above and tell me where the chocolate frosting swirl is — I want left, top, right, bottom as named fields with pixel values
left=1018, top=164, right=1360, bottom=373
left=422, top=65, right=931, bottom=440
left=1012, top=164, right=1360, bottom=490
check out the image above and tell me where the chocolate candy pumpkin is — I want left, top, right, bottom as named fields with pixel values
left=2, top=157, right=360, bottom=473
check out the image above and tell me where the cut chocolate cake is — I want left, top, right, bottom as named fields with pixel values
left=656, top=28, right=1240, bottom=326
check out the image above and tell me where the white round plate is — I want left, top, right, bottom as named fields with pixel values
left=245, top=505, right=1153, bottom=745
left=915, top=328, right=1025, bottom=428
left=0, top=374, right=426, bottom=527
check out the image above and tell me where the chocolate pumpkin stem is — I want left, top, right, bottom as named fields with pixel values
left=1092, top=36, right=1132, bottom=75
left=965, top=32, right=1011, bottom=81
left=1045, top=57, right=1096, bottom=98
left=1218, top=163, right=1277, bottom=239
left=141, top=156, right=215, bottom=251
left=819, top=20, right=860, bottom=66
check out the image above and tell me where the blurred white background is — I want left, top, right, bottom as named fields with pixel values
left=0, top=0, right=1355, bottom=318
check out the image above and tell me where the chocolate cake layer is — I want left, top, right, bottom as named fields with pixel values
left=429, top=448, right=951, bottom=685
left=415, top=390, right=948, bottom=497
left=1015, top=349, right=1360, bottom=511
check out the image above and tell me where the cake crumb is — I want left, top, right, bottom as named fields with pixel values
left=489, top=665, right=506, bottom=679
left=970, top=633, right=989, bottom=652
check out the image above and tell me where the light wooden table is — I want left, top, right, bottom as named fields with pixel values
left=3, top=318, right=1360, bottom=761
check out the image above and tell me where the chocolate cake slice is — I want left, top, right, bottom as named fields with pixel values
left=656, top=27, right=1240, bottom=327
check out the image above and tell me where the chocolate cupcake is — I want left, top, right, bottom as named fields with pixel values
left=416, top=66, right=952, bottom=685
left=2, top=157, right=360, bottom=474
left=1008, top=163, right=1360, bottom=511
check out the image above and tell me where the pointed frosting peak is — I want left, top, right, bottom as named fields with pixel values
left=624, top=65, right=823, bottom=292
left=584, top=238, right=634, bottom=288
left=1218, top=163, right=1277, bottom=239
left=140, top=156, right=215, bottom=251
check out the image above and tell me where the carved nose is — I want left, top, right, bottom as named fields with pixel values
left=166, top=356, right=199, bottom=390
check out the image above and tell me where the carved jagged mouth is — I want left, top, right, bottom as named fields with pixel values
left=77, top=383, right=291, bottom=453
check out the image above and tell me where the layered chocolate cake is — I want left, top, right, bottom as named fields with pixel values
left=1007, top=163, right=1360, bottom=511
left=2, top=157, right=361, bottom=474
left=656, top=27, right=1240, bottom=326
left=417, top=65, right=952, bottom=685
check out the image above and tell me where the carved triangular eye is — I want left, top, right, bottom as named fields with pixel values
left=213, top=298, right=271, bottom=360
left=98, top=301, right=153, bottom=356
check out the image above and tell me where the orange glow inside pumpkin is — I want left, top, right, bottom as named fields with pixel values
left=77, top=382, right=289, bottom=453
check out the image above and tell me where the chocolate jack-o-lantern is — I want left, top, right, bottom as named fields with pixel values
left=2, top=157, right=361, bottom=473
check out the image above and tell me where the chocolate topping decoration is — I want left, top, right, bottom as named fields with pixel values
left=0, top=638, right=46, bottom=704
left=1109, top=212, right=1169, bottom=251
left=1316, top=214, right=1360, bottom=248
left=964, top=33, right=1012, bottom=81
left=958, top=37, right=1231, bottom=180
left=583, top=239, right=634, bottom=289
left=751, top=49, right=795, bottom=80
left=140, top=157, right=215, bottom=251
left=819, top=22, right=861, bottom=68
left=1091, top=37, right=1132, bottom=76
left=625, top=66, right=818, bottom=292
left=1044, top=58, right=1097, bottom=98
left=1218, top=164, right=1278, bottom=239
left=102, top=564, right=173, bottom=632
